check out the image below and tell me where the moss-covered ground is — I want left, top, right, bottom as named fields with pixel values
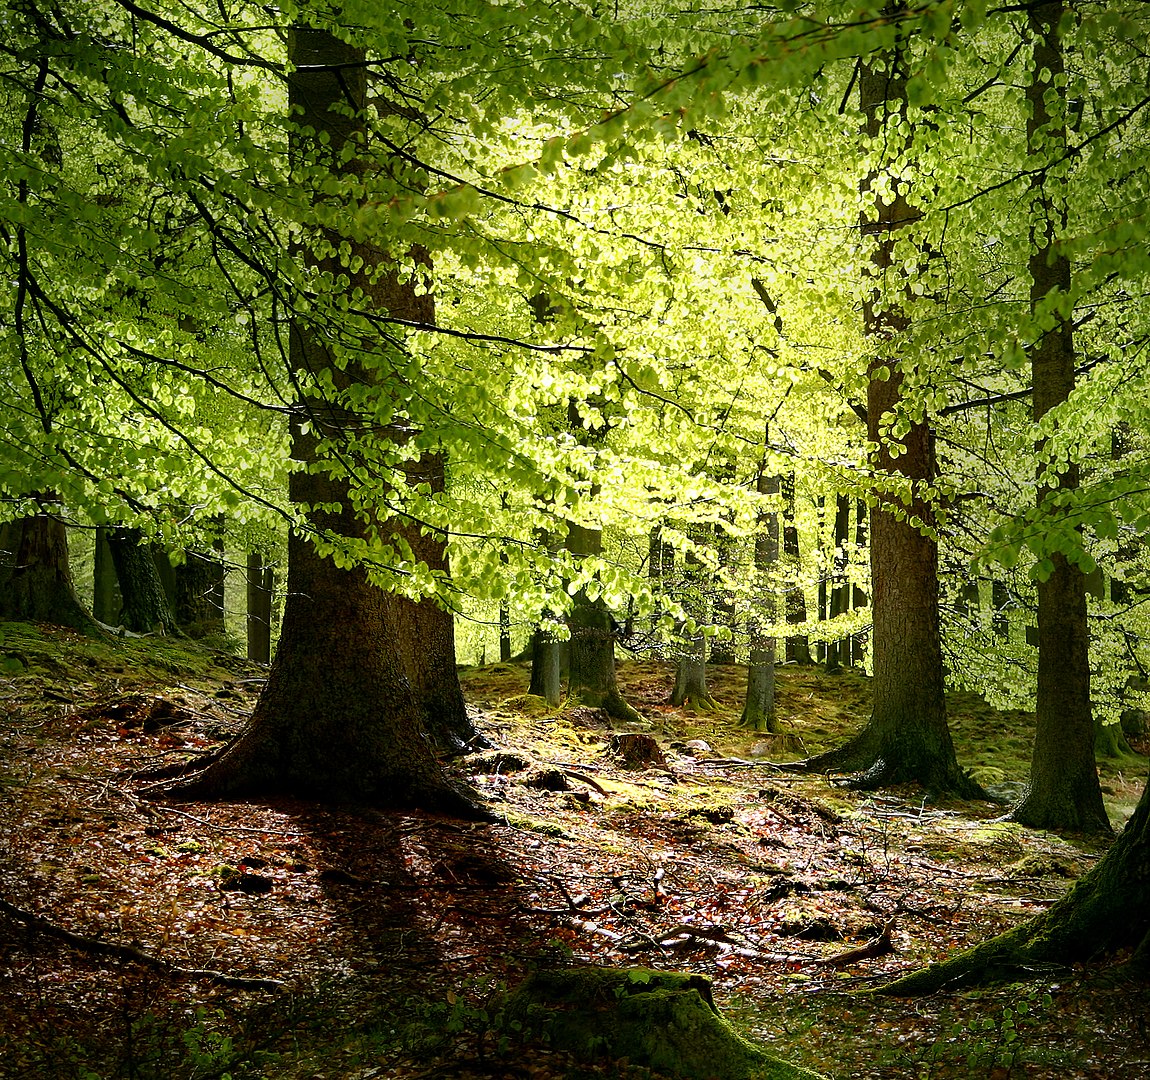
left=0, top=622, right=1147, bottom=1078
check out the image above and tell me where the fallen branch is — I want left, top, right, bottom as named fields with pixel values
left=814, top=920, right=895, bottom=968
left=0, top=897, right=283, bottom=991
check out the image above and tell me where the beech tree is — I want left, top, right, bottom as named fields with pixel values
left=796, top=29, right=978, bottom=795
left=1009, top=1, right=1110, bottom=834
left=172, top=24, right=478, bottom=809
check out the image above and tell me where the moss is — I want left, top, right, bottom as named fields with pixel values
left=501, top=965, right=826, bottom=1079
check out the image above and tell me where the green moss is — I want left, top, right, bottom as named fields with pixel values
left=501, top=965, right=826, bottom=1079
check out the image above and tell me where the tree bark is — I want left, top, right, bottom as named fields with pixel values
left=106, top=528, right=178, bottom=635
left=742, top=463, right=780, bottom=732
left=1009, top=1, right=1110, bottom=835
left=0, top=504, right=99, bottom=633
left=797, top=41, right=978, bottom=795
left=824, top=494, right=851, bottom=673
left=168, top=25, right=480, bottom=814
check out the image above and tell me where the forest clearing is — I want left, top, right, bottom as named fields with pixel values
left=1, top=622, right=1146, bottom=1080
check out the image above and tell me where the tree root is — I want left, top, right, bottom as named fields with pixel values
left=0, top=897, right=284, bottom=991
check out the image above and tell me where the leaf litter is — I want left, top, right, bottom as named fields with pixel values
left=0, top=623, right=1148, bottom=1078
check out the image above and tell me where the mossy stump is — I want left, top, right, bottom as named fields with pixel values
left=501, top=965, right=825, bottom=1079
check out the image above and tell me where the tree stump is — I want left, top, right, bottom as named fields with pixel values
left=608, top=732, right=666, bottom=770
left=500, top=965, right=825, bottom=1079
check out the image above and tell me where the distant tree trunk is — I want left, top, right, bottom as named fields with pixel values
left=1009, top=2, right=1109, bottom=834
left=92, top=526, right=121, bottom=624
left=245, top=552, right=274, bottom=664
left=174, top=543, right=225, bottom=637
left=106, top=527, right=177, bottom=635
left=499, top=601, right=512, bottom=662
left=782, top=474, right=811, bottom=664
left=528, top=626, right=563, bottom=706
left=670, top=627, right=715, bottom=710
left=850, top=498, right=868, bottom=664
left=742, top=458, right=780, bottom=732
left=0, top=504, right=99, bottom=633
left=824, top=494, right=851, bottom=673
left=169, top=25, right=480, bottom=814
left=797, top=41, right=978, bottom=796
left=567, top=520, right=639, bottom=722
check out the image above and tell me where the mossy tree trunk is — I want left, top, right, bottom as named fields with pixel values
left=0, top=504, right=99, bottom=633
left=797, top=43, right=978, bottom=796
left=173, top=542, right=225, bottom=637
left=1009, top=1, right=1109, bottom=835
left=884, top=773, right=1150, bottom=994
left=168, top=25, right=479, bottom=815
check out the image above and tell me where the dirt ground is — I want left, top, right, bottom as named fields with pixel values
left=1, top=622, right=1148, bottom=1079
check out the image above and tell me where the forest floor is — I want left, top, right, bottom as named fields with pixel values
left=1, top=622, right=1149, bottom=1080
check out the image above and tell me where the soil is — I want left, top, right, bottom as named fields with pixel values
left=1, top=621, right=1148, bottom=1079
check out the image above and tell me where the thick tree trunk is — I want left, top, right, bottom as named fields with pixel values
left=0, top=506, right=99, bottom=633
left=1009, top=2, right=1109, bottom=835
left=883, top=774, right=1150, bottom=994
left=168, top=25, right=479, bottom=815
left=106, top=527, right=178, bottom=635
left=797, top=47, right=978, bottom=796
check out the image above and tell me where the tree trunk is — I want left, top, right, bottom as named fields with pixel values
left=381, top=461, right=480, bottom=754
left=824, top=494, right=851, bottom=673
left=670, top=628, right=716, bottom=711
left=174, top=543, right=226, bottom=637
left=797, top=44, right=978, bottom=795
left=567, top=520, right=639, bottom=721
left=742, top=465, right=780, bottom=732
left=528, top=626, right=563, bottom=706
left=0, top=505, right=99, bottom=633
left=92, top=526, right=121, bottom=624
left=168, top=25, right=479, bottom=814
left=245, top=551, right=274, bottom=664
left=782, top=474, right=811, bottom=664
left=882, top=773, right=1150, bottom=994
left=106, top=528, right=178, bottom=635
left=1009, top=2, right=1109, bottom=835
